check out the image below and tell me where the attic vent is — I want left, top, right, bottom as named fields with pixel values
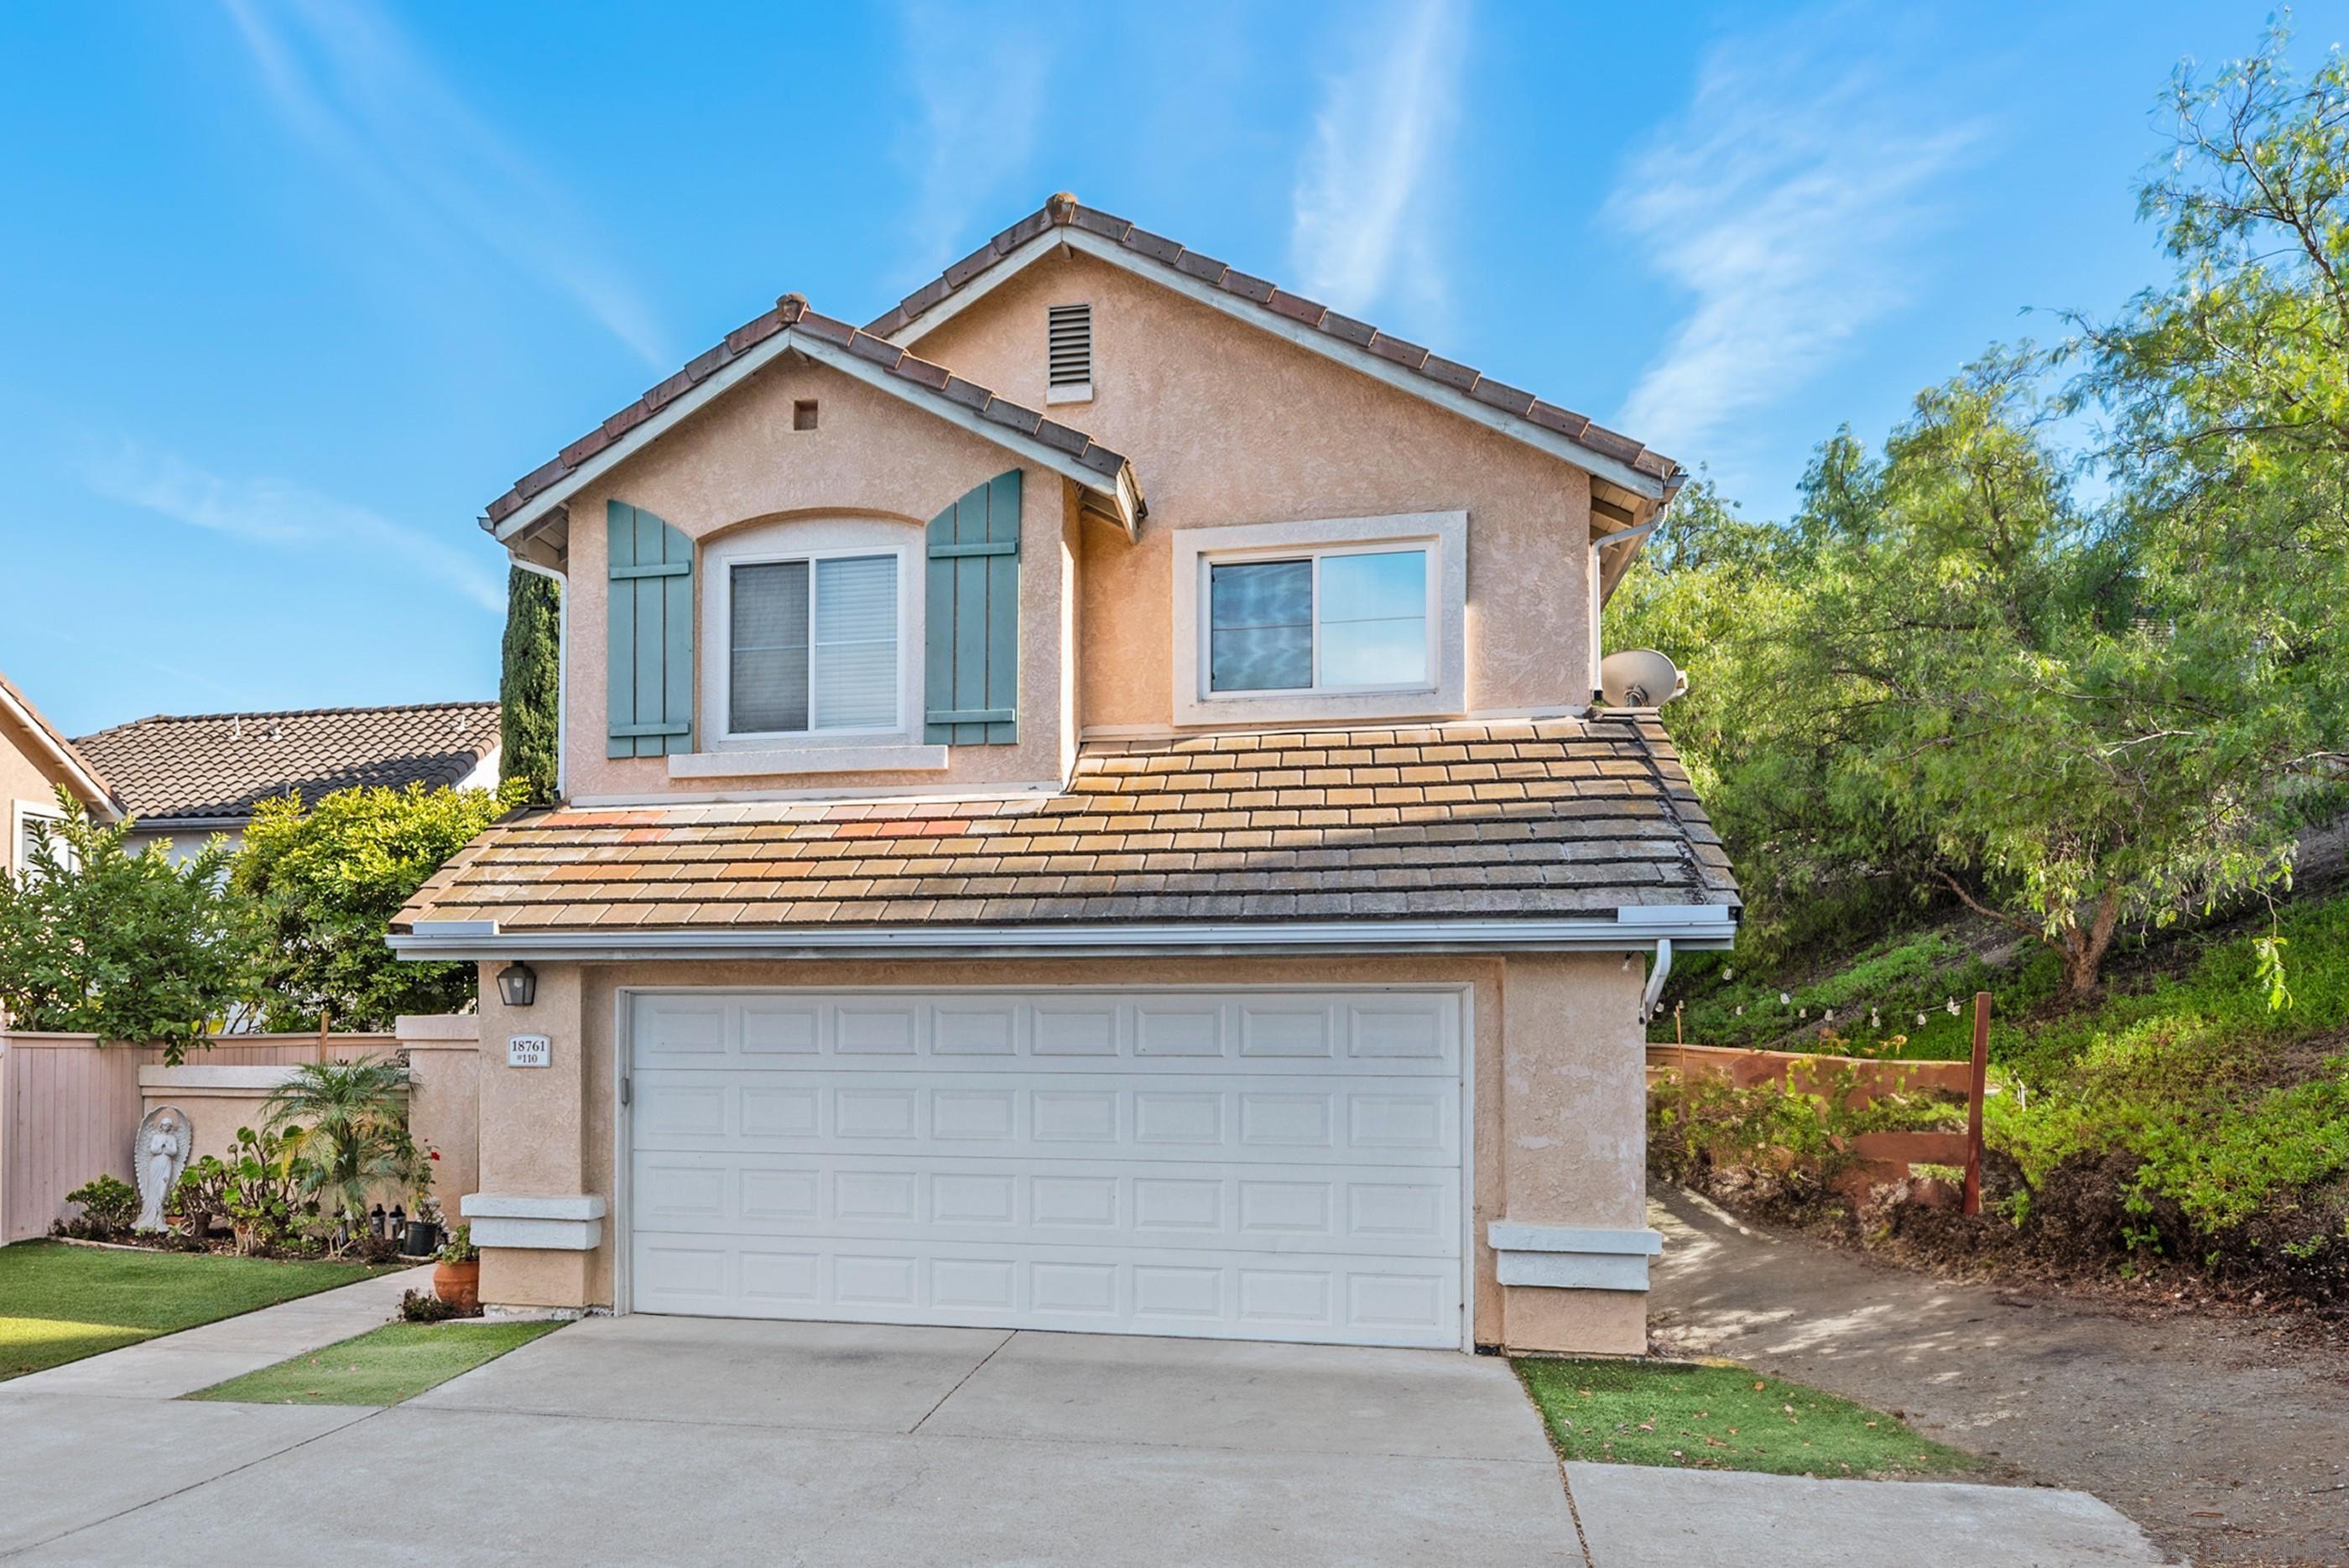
left=1046, top=303, right=1092, bottom=404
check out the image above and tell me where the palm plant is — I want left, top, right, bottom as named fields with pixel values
left=264, top=1053, right=419, bottom=1237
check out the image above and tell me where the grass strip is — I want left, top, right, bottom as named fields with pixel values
left=1515, top=1356, right=1977, bottom=1479
left=187, top=1319, right=564, bottom=1405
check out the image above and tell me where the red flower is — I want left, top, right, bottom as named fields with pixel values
left=429, top=1150, right=441, bottom=1161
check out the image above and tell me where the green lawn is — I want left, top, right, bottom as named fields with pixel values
left=187, top=1320, right=564, bottom=1405
left=1515, top=1357, right=1978, bottom=1479
left=0, top=1241, right=398, bottom=1382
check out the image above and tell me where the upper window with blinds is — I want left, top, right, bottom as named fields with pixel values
left=1207, top=548, right=1431, bottom=695
left=1045, top=303, right=1092, bottom=404
left=727, top=553, right=900, bottom=737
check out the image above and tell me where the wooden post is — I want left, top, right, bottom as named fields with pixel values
left=316, top=1008, right=331, bottom=1064
left=1962, top=991, right=1991, bottom=1216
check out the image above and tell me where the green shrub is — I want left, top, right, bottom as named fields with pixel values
left=232, top=781, right=518, bottom=1030
left=170, top=1126, right=310, bottom=1252
left=1648, top=1069, right=1964, bottom=1196
left=60, top=1174, right=140, bottom=1239
left=0, top=791, right=258, bottom=1060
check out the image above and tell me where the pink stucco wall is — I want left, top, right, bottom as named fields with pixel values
left=555, top=248, right=1612, bottom=802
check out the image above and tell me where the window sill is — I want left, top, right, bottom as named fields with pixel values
left=667, top=743, right=951, bottom=779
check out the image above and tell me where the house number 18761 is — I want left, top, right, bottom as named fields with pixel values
left=507, top=1034, right=552, bottom=1068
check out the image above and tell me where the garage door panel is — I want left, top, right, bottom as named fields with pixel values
left=628, top=1151, right=1460, bottom=1256
left=627, top=988, right=1466, bottom=1348
left=627, top=1233, right=1462, bottom=1347
left=636, top=1076, right=1457, bottom=1164
left=627, top=992, right=1459, bottom=1075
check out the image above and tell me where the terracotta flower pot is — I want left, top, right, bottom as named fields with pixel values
left=433, top=1259, right=481, bottom=1311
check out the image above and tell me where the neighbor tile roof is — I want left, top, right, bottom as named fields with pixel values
left=482, top=296, right=1137, bottom=531
left=866, top=194, right=1684, bottom=490
left=394, top=716, right=1736, bottom=935
left=75, top=701, right=501, bottom=826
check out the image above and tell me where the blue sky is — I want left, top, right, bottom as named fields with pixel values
left=0, top=0, right=2322, bottom=735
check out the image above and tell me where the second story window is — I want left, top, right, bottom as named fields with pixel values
left=728, top=554, right=899, bottom=735
left=1208, top=547, right=1431, bottom=694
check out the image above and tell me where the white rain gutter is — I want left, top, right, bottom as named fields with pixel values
left=1640, top=936, right=1675, bottom=1022
left=509, top=557, right=569, bottom=801
left=390, top=906, right=1737, bottom=963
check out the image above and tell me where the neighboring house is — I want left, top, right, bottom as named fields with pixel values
left=392, top=195, right=1740, bottom=1355
left=75, top=701, right=502, bottom=862
left=0, top=668, right=123, bottom=874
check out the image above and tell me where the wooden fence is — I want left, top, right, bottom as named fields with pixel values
left=1645, top=1041, right=1977, bottom=1199
left=0, top=1028, right=465, bottom=1244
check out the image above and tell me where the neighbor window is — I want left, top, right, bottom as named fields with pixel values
left=1207, top=547, right=1430, bottom=694
left=728, top=554, right=899, bottom=734
left=10, top=803, right=69, bottom=878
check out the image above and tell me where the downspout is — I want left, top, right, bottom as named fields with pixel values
left=1640, top=937, right=1674, bottom=1022
left=510, top=558, right=569, bottom=802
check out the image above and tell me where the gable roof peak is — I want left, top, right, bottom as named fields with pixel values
left=869, top=197, right=1683, bottom=500
left=482, top=294, right=1144, bottom=542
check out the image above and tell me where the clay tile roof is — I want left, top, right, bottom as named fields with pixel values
left=394, top=716, right=1737, bottom=936
left=862, top=196, right=1683, bottom=492
left=74, top=701, right=501, bottom=826
left=481, top=300, right=1139, bottom=533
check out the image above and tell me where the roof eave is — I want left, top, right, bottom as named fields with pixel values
left=486, top=326, right=1143, bottom=549
left=390, top=906, right=1738, bottom=962
left=0, top=677, right=124, bottom=821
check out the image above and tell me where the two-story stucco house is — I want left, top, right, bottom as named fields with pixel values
left=393, top=195, right=1739, bottom=1355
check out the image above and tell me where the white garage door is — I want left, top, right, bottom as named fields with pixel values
left=624, top=987, right=1466, bottom=1348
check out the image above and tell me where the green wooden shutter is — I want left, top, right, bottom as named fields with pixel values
left=924, top=470, right=1021, bottom=745
left=606, top=500, right=695, bottom=758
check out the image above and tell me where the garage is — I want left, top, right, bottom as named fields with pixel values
left=622, top=987, right=1467, bottom=1348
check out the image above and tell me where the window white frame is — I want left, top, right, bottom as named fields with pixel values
left=693, top=518, right=943, bottom=776
left=1171, top=511, right=1469, bottom=727
left=9, top=798, right=67, bottom=876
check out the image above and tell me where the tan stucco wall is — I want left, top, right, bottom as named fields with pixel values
left=469, top=949, right=1648, bottom=1352
left=562, top=355, right=1083, bottom=802
left=906, top=252, right=1602, bottom=728
left=555, top=252, right=1607, bottom=800
left=0, top=711, right=68, bottom=874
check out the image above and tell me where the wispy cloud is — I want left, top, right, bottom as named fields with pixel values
left=222, top=0, right=668, bottom=368
left=894, top=2, right=1050, bottom=276
left=86, top=443, right=507, bottom=615
left=1289, top=0, right=1466, bottom=320
left=1610, top=16, right=1983, bottom=466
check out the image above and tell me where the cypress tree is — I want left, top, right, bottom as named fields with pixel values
left=499, top=565, right=562, bottom=803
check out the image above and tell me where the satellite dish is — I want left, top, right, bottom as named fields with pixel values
left=1599, top=649, right=1686, bottom=709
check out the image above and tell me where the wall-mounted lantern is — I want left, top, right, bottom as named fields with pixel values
left=497, top=961, right=539, bottom=1008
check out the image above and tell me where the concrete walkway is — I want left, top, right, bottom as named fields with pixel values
left=1, top=1289, right=2169, bottom=1566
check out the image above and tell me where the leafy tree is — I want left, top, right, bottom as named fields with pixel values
left=1763, top=356, right=2323, bottom=995
left=232, top=781, right=517, bottom=1030
left=2064, top=22, right=2349, bottom=827
left=500, top=565, right=562, bottom=804
left=0, top=792, right=256, bottom=1060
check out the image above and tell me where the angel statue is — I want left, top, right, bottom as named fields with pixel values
left=133, top=1106, right=192, bottom=1232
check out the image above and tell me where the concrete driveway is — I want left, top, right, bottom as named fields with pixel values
left=0, top=1315, right=1578, bottom=1566
left=0, top=1301, right=2172, bottom=1566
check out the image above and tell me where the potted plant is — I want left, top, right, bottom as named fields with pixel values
left=401, top=1196, right=442, bottom=1260
left=433, top=1224, right=480, bottom=1311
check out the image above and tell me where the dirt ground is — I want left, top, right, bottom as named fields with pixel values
left=1646, top=1184, right=2349, bottom=1567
